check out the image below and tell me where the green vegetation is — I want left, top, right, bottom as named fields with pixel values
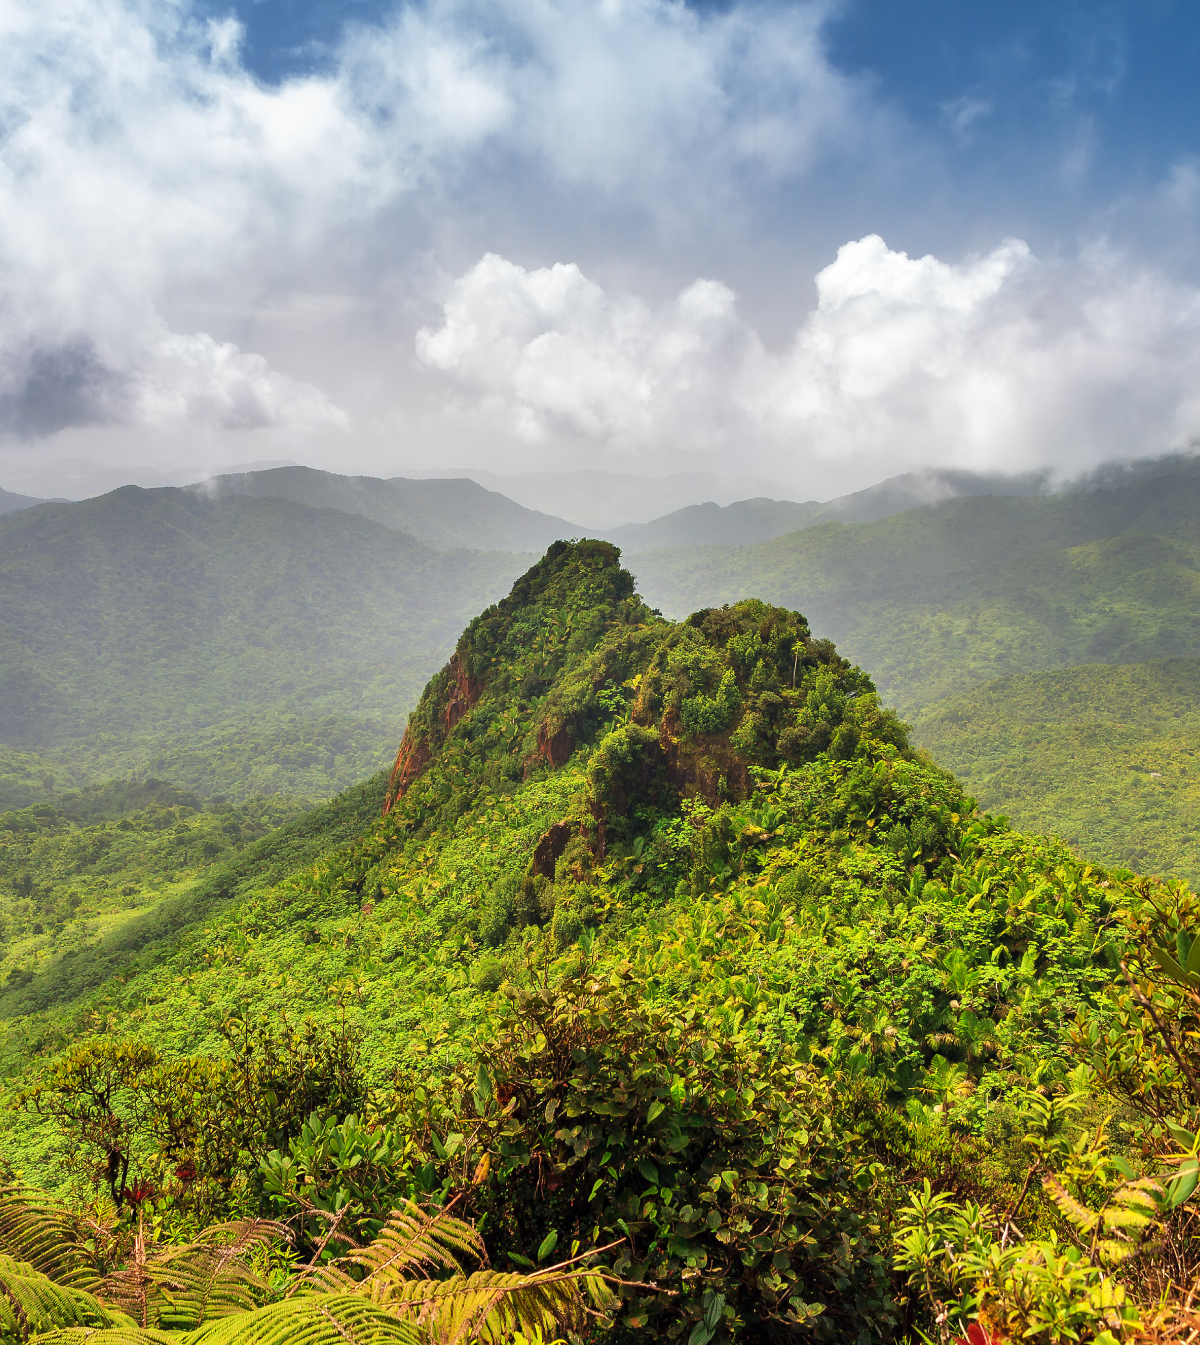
left=4, top=541, right=1200, bottom=1341
left=0, top=771, right=388, bottom=1032
left=0, top=485, right=529, bottom=797
left=0, top=779, right=312, bottom=994
left=200, top=464, right=579, bottom=552
left=630, top=454, right=1200, bottom=711
left=911, top=658, right=1200, bottom=888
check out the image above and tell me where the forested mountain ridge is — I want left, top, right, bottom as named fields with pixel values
left=630, top=453, right=1200, bottom=709
left=0, top=486, right=48, bottom=516
left=604, top=466, right=1047, bottom=553
left=2, top=542, right=1196, bottom=1343
left=195, top=464, right=581, bottom=553
left=0, top=485, right=530, bottom=801
left=912, top=657, right=1200, bottom=886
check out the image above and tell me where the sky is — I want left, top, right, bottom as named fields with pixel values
left=1, top=0, right=1199, bottom=500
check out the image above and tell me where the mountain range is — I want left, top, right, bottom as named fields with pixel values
left=1, top=453, right=1198, bottom=881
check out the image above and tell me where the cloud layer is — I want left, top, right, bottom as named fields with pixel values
left=418, top=237, right=1200, bottom=486
left=0, top=0, right=1197, bottom=495
left=0, top=0, right=870, bottom=447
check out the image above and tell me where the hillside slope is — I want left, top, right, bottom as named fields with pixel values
left=605, top=467, right=1046, bottom=553
left=195, top=465, right=580, bottom=552
left=911, top=658, right=1200, bottom=885
left=0, top=487, right=528, bottom=796
left=0, top=486, right=48, bottom=516
left=1, top=540, right=1173, bottom=1343
left=630, top=455, right=1200, bottom=709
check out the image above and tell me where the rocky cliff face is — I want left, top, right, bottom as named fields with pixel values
left=381, top=539, right=646, bottom=814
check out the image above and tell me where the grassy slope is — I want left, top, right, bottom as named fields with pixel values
left=0, top=487, right=529, bottom=798
left=911, top=658, right=1200, bottom=885
left=629, top=457, right=1200, bottom=710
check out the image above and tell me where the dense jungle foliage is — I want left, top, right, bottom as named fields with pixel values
left=912, top=659, right=1200, bottom=888
left=632, top=455, right=1200, bottom=711
left=3, top=458, right=1200, bottom=878
left=0, top=485, right=529, bottom=797
left=3, top=541, right=1200, bottom=1344
left=0, top=779, right=311, bottom=996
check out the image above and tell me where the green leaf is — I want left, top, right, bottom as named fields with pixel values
left=507, top=1251, right=534, bottom=1268
left=536, top=1230, right=558, bottom=1263
left=647, top=1100, right=666, bottom=1124
left=1151, top=946, right=1195, bottom=987
left=1167, top=1121, right=1197, bottom=1152
left=638, top=1159, right=659, bottom=1186
left=1165, top=1159, right=1200, bottom=1210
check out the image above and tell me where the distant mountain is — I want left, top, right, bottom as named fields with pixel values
left=193, top=465, right=580, bottom=552
left=605, top=468, right=1048, bottom=553
left=0, top=486, right=49, bottom=516
left=0, top=486, right=527, bottom=796
left=603, top=498, right=826, bottom=551
left=429, top=467, right=790, bottom=529
left=629, top=454, right=1200, bottom=709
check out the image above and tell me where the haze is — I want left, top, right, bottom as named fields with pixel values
left=1, top=0, right=1199, bottom=502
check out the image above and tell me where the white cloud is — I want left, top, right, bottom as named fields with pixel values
left=417, top=236, right=1200, bottom=485
left=137, top=330, right=351, bottom=432
left=0, top=0, right=868, bottom=443
left=416, top=253, right=756, bottom=443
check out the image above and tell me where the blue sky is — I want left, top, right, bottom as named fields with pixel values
left=0, top=0, right=1198, bottom=497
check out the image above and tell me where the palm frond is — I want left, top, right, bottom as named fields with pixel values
left=0, top=1251, right=132, bottom=1339
left=0, top=1185, right=104, bottom=1290
left=184, top=1293, right=422, bottom=1344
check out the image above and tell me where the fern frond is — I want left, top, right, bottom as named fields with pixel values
left=25, top=1328, right=176, bottom=1339
left=1095, top=1237, right=1148, bottom=1266
left=376, top=1267, right=601, bottom=1345
left=184, top=1293, right=421, bottom=1344
left=0, top=1185, right=103, bottom=1290
left=0, top=1252, right=131, bottom=1339
left=155, top=1219, right=285, bottom=1328
left=100, top=1219, right=284, bottom=1330
left=300, top=1202, right=481, bottom=1297
left=25, top=1331, right=176, bottom=1344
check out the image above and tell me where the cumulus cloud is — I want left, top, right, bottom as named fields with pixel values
left=0, top=0, right=868, bottom=446
left=417, top=237, right=1200, bottom=484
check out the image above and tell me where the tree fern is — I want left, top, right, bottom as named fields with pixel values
left=23, top=1330, right=180, bottom=1344
left=100, top=1217, right=285, bottom=1330
left=1042, top=1173, right=1162, bottom=1266
left=0, top=1185, right=105, bottom=1290
left=296, top=1201, right=482, bottom=1296
left=186, top=1294, right=420, bottom=1344
left=370, top=1266, right=604, bottom=1344
left=0, top=1252, right=133, bottom=1339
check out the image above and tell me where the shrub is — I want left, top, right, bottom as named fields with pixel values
left=401, top=964, right=894, bottom=1343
